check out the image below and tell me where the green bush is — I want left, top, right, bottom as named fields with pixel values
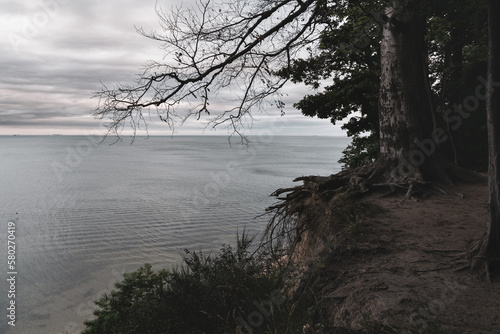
left=338, top=133, right=379, bottom=170
left=82, top=233, right=313, bottom=334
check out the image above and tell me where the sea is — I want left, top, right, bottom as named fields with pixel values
left=0, top=135, right=350, bottom=334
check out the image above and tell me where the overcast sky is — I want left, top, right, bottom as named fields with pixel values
left=0, top=0, right=346, bottom=137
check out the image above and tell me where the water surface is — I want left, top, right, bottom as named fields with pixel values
left=0, top=135, right=349, bottom=333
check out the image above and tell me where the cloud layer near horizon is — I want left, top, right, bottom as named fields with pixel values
left=0, top=0, right=344, bottom=136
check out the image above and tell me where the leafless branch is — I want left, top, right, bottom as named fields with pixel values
left=93, top=0, right=325, bottom=138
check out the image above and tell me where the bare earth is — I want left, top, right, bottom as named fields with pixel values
left=309, top=181, right=500, bottom=333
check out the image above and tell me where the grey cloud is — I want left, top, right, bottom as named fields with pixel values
left=0, top=0, right=341, bottom=136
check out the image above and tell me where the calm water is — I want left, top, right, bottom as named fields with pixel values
left=0, top=135, right=349, bottom=334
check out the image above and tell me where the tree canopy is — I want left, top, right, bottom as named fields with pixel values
left=286, top=0, right=487, bottom=169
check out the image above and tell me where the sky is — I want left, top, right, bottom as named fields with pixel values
left=0, top=0, right=347, bottom=137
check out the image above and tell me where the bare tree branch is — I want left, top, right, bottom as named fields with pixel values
left=93, top=0, right=326, bottom=138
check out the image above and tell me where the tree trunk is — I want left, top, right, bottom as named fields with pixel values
left=376, top=1, right=440, bottom=183
left=476, top=0, right=500, bottom=276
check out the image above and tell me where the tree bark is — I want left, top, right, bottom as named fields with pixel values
left=376, top=1, right=438, bottom=182
left=479, top=0, right=500, bottom=276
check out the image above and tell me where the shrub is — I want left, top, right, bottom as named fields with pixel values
left=338, top=133, right=379, bottom=170
left=82, top=233, right=313, bottom=334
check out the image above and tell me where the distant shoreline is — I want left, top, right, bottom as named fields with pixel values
left=0, top=134, right=348, bottom=137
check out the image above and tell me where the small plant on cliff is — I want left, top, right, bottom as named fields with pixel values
left=81, top=232, right=315, bottom=334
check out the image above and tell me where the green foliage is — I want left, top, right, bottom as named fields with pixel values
left=283, top=2, right=380, bottom=132
left=82, top=233, right=314, bottom=334
left=280, top=0, right=488, bottom=170
left=282, top=2, right=382, bottom=169
left=339, top=133, right=379, bottom=169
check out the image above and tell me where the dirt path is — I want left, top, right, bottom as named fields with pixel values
left=310, top=181, right=500, bottom=333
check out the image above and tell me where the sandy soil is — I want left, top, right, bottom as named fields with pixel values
left=306, top=181, right=500, bottom=333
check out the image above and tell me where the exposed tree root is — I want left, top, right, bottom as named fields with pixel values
left=265, top=165, right=377, bottom=259
left=447, top=161, right=488, bottom=183
left=265, top=161, right=488, bottom=277
left=262, top=170, right=497, bottom=332
left=264, top=163, right=430, bottom=264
